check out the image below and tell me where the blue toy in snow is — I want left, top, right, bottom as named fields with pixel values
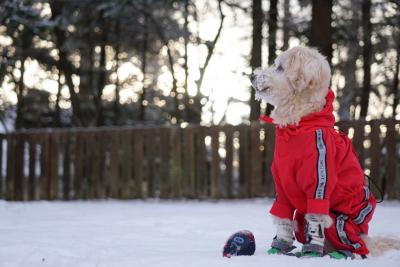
left=223, top=230, right=256, bottom=258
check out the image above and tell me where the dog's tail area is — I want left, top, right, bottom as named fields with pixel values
left=362, top=235, right=400, bottom=256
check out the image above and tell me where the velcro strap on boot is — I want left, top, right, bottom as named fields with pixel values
left=271, top=237, right=296, bottom=253
left=301, top=243, right=324, bottom=256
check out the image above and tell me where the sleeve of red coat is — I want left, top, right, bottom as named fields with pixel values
left=296, top=128, right=338, bottom=215
left=269, top=162, right=295, bottom=220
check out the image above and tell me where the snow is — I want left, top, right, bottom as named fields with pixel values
left=0, top=199, right=400, bottom=267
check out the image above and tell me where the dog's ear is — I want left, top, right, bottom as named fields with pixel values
left=285, top=48, right=308, bottom=92
left=285, top=48, right=331, bottom=93
left=303, top=59, right=324, bottom=92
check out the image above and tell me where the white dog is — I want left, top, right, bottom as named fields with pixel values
left=252, top=46, right=400, bottom=258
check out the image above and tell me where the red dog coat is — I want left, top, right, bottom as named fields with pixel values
left=260, top=89, right=376, bottom=255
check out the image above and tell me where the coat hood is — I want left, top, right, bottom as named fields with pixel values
left=259, top=89, right=336, bottom=134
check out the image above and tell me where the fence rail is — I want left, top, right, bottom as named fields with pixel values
left=0, top=119, right=399, bottom=201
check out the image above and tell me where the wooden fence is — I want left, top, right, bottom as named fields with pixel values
left=0, top=119, right=399, bottom=201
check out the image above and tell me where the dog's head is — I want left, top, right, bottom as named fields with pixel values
left=251, top=46, right=331, bottom=107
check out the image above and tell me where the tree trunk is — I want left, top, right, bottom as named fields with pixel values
left=265, top=0, right=279, bottom=116
left=55, top=70, right=62, bottom=127
left=282, top=0, right=290, bottom=51
left=79, top=44, right=95, bottom=127
left=139, top=0, right=149, bottom=121
left=188, top=0, right=225, bottom=124
left=95, top=42, right=106, bottom=126
left=183, top=0, right=190, bottom=122
left=50, top=0, right=82, bottom=126
left=339, top=47, right=358, bottom=121
left=392, top=45, right=400, bottom=118
left=360, top=0, right=372, bottom=119
left=249, top=0, right=263, bottom=121
left=114, top=21, right=121, bottom=125
left=310, top=0, right=333, bottom=64
left=15, top=57, right=26, bottom=129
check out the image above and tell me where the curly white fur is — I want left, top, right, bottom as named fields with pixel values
left=252, top=46, right=331, bottom=126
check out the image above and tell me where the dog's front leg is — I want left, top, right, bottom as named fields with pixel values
left=301, top=213, right=333, bottom=256
left=268, top=216, right=296, bottom=254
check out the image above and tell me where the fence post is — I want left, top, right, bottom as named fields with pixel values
left=250, top=122, right=262, bottom=197
left=239, top=125, right=250, bottom=198
left=6, top=134, right=15, bottom=200
left=146, top=128, right=156, bottom=198
left=62, top=132, right=71, bottom=200
left=170, top=127, right=182, bottom=198
left=195, top=126, right=207, bottom=198
left=386, top=120, right=398, bottom=198
left=14, top=133, right=24, bottom=201
left=159, top=127, right=170, bottom=198
left=0, top=134, right=3, bottom=199
left=369, top=120, right=382, bottom=192
left=224, top=126, right=234, bottom=198
left=263, top=124, right=276, bottom=197
left=210, top=126, right=220, bottom=198
left=133, top=129, right=144, bottom=198
left=121, top=129, right=132, bottom=199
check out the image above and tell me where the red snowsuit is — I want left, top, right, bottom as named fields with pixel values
left=260, top=89, right=376, bottom=255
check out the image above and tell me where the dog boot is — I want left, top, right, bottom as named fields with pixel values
left=268, top=236, right=296, bottom=255
left=268, top=218, right=296, bottom=255
left=301, top=214, right=326, bottom=256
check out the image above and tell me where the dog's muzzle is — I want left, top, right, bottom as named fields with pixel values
left=251, top=72, right=270, bottom=93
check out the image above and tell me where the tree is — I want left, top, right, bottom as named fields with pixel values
left=265, top=0, right=279, bottom=116
left=282, top=0, right=291, bottom=51
left=249, top=0, right=263, bottom=121
left=359, top=0, right=372, bottom=119
left=184, top=0, right=226, bottom=124
left=393, top=46, right=400, bottom=118
left=310, top=0, right=333, bottom=63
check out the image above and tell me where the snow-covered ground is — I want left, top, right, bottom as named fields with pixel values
left=1, top=199, right=400, bottom=267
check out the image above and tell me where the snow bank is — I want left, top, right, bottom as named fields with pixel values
left=0, top=199, right=399, bottom=267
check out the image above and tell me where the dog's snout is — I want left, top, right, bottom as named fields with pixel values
left=250, top=73, right=256, bottom=83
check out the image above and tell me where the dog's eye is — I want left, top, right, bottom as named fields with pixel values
left=276, top=65, right=284, bottom=72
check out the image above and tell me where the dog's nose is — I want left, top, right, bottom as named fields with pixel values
left=250, top=73, right=256, bottom=83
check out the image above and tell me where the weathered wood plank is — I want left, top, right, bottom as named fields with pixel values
left=250, top=122, right=262, bottom=197
left=169, top=128, right=182, bottom=198
left=6, top=135, right=15, bottom=200
left=133, top=130, right=144, bottom=198
left=224, top=126, right=234, bottom=198
left=336, top=121, right=351, bottom=135
left=181, top=127, right=195, bottom=198
left=73, top=132, right=83, bottom=199
left=239, top=125, right=250, bottom=198
left=145, top=128, right=156, bottom=198
left=96, top=131, right=106, bottom=199
left=121, top=130, right=132, bottom=199
left=85, top=132, right=95, bottom=199
left=159, top=128, right=170, bottom=198
left=110, top=130, right=119, bottom=198
left=50, top=133, right=59, bottom=200
left=28, top=135, right=37, bottom=200
left=210, top=127, right=220, bottom=198
left=0, top=135, right=3, bottom=199
left=368, top=121, right=381, bottom=191
left=62, top=133, right=71, bottom=200
left=14, top=133, right=24, bottom=201
left=39, top=134, right=48, bottom=200
left=195, top=127, right=207, bottom=198
left=263, top=125, right=276, bottom=197
left=386, top=120, right=398, bottom=198
left=352, top=121, right=365, bottom=168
